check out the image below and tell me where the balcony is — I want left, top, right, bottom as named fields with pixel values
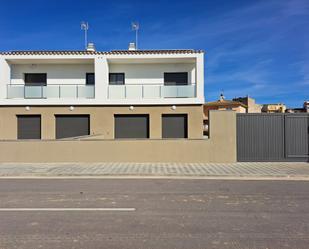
left=7, top=85, right=95, bottom=99
left=108, top=84, right=196, bottom=99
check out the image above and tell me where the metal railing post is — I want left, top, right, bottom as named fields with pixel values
left=142, top=85, right=144, bottom=98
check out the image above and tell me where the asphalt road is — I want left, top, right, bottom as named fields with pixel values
left=0, top=179, right=308, bottom=249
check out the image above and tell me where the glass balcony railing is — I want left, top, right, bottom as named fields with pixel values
left=7, top=85, right=95, bottom=99
left=108, top=84, right=196, bottom=99
left=7, top=84, right=195, bottom=99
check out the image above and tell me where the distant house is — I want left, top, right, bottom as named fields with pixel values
left=262, top=103, right=286, bottom=113
left=304, top=101, right=309, bottom=113
left=286, top=101, right=309, bottom=113
left=203, top=94, right=246, bottom=136
left=204, top=94, right=247, bottom=120
left=233, top=96, right=262, bottom=113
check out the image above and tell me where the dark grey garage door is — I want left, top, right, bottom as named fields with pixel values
left=237, top=113, right=309, bottom=162
left=162, top=114, right=188, bottom=138
left=56, top=115, right=90, bottom=139
left=285, top=115, right=309, bottom=159
left=17, top=115, right=41, bottom=139
left=114, top=115, right=149, bottom=139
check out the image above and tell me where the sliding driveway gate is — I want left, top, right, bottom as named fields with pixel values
left=237, top=113, right=309, bottom=162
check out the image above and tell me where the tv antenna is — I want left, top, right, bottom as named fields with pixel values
left=131, top=22, right=139, bottom=49
left=81, top=21, right=89, bottom=50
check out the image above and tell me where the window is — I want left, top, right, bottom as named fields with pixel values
left=114, top=115, right=149, bottom=139
left=24, top=73, right=47, bottom=86
left=55, top=115, right=90, bottom=139
left=109, top=73, right=125, bottom=85
left=164, top=72, right=188, bottom=86
left=162, top=114, right=188, bottom=138
left=17, top=115, right=41, bottom=139
left=86, top=73, right=95, bottom=85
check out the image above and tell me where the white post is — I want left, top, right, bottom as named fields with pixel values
left=0, top=58, right=11, bottom=99
left=135, top=28, right=138, bottom=50
left=81, top=21, right=89, bottom=50
left=94, top=57, right=109, bottom=100
left=196, top=53, right=205, bottom=103
left=85, top=28, right=88, bottom=50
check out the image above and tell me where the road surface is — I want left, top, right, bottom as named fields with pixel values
left=0, top=179, right=308, bottom=249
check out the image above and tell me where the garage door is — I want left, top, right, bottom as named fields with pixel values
left=55, top=115, right=90, bottom=139
left=17, top=115, right=41, bottom=139
left=114, top=115, right=149, bottom=139
left=162, top=114, right=188, bottom=138
left=237, top=113, right=309, bottom=161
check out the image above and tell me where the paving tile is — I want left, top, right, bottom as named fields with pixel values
left=0, top=162, right=308, bottom=177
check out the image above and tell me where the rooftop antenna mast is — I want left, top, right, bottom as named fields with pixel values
left=131, top=22, right=139, bottom=50
left=81, top=21, right=89, bottom=50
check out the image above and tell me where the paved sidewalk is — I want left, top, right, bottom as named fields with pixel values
left=0, top=162, right=308, bottom=178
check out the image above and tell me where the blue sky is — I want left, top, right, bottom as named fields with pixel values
left=0, top=0, right=308, bottom=107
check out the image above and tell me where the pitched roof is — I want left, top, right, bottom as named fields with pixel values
left=204, top=99, right=247, bottom=108
left=0, top=49, right=204, bottom=56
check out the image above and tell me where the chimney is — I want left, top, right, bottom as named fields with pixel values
left=128, top=42, right=136, bottom=51
left=219, top=93, right=225, bottom=102
left=86, top=42, right=96, bottom=52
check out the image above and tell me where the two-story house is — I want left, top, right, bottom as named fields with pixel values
left=0, top=47, right=204, bottom=140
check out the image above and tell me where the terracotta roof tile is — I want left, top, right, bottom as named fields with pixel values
left=204, top=100, right=247, bottom=108
left=0, top=49, right=204, bottom=56
left=108, top=49, right=204, bottom=55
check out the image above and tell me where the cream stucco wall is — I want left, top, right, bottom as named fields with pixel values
left=0, top=111, right=236, bottom=163
left=0, top=105, right=203, bottom=140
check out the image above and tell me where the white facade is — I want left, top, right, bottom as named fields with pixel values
left=11, top=64, right=95, bottom=85
left=0, top=50, right=204, bottom=105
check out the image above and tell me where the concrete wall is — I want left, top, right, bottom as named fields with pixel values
left=0, top=111, right=236, bottom=163
left=109, top=63, right=195, bottom=85
left=11, top=64, right=94, bottom=85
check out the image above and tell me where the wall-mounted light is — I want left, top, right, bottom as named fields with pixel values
left=171, top=105, right=177, bottom=110
left=129, top=106, right=134, bottom=111
left=69, top=106, right=74, bottom=111
left=25, top=106, right=30, bottom=111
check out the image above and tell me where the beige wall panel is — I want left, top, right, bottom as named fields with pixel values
left=0, top=109, right=236, bottom=163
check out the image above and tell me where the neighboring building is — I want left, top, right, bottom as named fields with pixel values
left=0, top=46, right=205, bottom=140
left=261, top=103, right=286, bottom=113
left=204, top=94, right=247, bottom=119
left=203, top=94, right=246, bottom=136
left=286, top=108, right=305, bottom=113
left=304, top=101, right=309, bottom=113
left=232, top=96, right=261, bottom=113
left=286, top=101, right=309, bottom=113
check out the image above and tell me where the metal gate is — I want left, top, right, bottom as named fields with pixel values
left=237, top=113, right=309, bottom=162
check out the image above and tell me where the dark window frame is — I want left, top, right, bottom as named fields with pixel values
left=114, top=114, right=149, bottom=139
left=109, top=73, right=125, bottom=85
left=17, top=115, right=41, bottom=140
left=162, top=114, right=188, bottom=139
left=86, top=73, right=95, bottom=85
left=24, top=73, right=47, bottom=86
left=164, top=72, right=188, bottom=86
